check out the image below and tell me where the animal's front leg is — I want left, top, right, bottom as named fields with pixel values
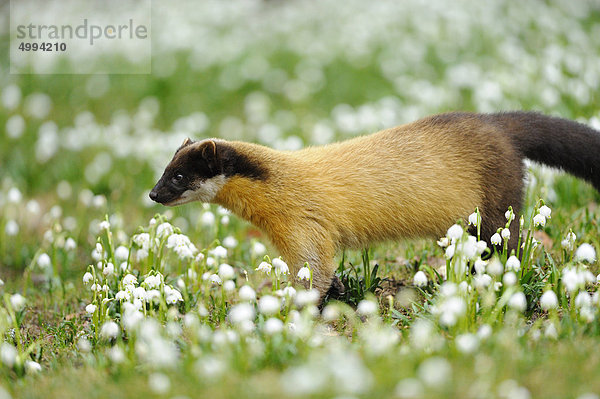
left=275, top=228, right=339, bottom=301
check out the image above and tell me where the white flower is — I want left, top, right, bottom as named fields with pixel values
left=133, top=233, right=150, bottom=250
left=256, top=261, right=272, bottom=275
left=156, top=222, right=174, bottom=238
left=297, top=266, right=311, bottom=280
left=294, top=289, right=320, bottom=307
left=436, top=296, right=466, bottom=326
left=222, top=236, right=238, bottom=248
left=455, top=333, right=479, bottom=354
left=100, top=321, right=120, bottom=339
left=272, top=258, right=289, bottom=276
left=476, top=240, right=488, bottom=255
left=580, top=306, right=595, bottom=323
left=10, top=293, right=26, bottom=311
left=4, top=220, right=19, bottom=236
left=540, top=291, right=558, bottom=310
left=508, top=292, right=527, bottom=312
left=114, top=245, right=129, bottom=261
left=211, top=245, right=228, bottom=259
left=501, top=228, right=511, bottom=240
left=263, top=318, right=284, bottom=335
left=83, top=272, right=94, bottom=284
left=63, top=237, right=77, bottom=251
left=223, top=280, right=236, bottom=292
left=322, top=305, right=340, bottom=321
left=220, top=215, right=230, bottom=225
left=459, top=236, right=478, bottom=259
left=477, top=324, right=493, bottom=340
left=0, top=343, right=18, bottom=367
left=283, top=286, right=297, bottom=298
left=473, top=274, right=492, bottom=290
left=440, top=282, right=458, bottom=297
left=99, top=220, right=111, bottom=231
left=239, top=285, right=256, bottom=301
left=258, top=295, right=280, bottom=315
left=357, top=299, right=378, bottom=316
left=165, top=286, right=183, bottom=304
left=136, top=249, right=149, bottom=262
left=468, top=212, right=478, bottom=226
left=574, top=291, right=592, bottom=308
left=201, top=211, right=215, bottom=226
left=148, top=372, right=171, bottom=394
left=418, top=357, right=451, bottom=388
left=25, top=360, right=42, bottom=373
left=37, top=253, right=51, bottom=269
left=252, top=242, right=266, bottom=256
left=229, top=303, right=255, bottom=324
left=497, top=380, right=531, bottom=399
left=474, top=258, right=488, bottom=274
left=562, top=267, right=580, bottom=293
left=145, top=290, right=161, bottom=303
left=209, top=274, right=222, bottom=285
left=437, top=237, right=449, bottom=248
left=533, top=213, right=546, bottom=227
left=503, top=272, right=517, bottom=286
left=103, top=262, right=115, bottom=276
left=505, top=255, right=521, bottom=272
left=133, top=286, right=147, bottom=301
left=413, top=271, right=428, bottom=287
left=575, top=243, right=596, bottom=263
left=218, top=263, right=235, bottom=280
left=490, top=233, right=502, bottom=245
left=446, top=224, right=463, bottom=241
left=115, top=291, right=130, bottom=301
left=444, top=244, right=455, bottom=259
left=539, top=205, right=551, bottom=218
left=544, top=322, right=558, bottom=339
left=107, top=346, right=126, bottom=364
left=167, top=234, right=198, bottom=259
left=505, top=209, right=515, bottom=222
left=122, top=274, right=137, bottom=286
left=7, top=187, right=22, bottom=203
left=85, top=304, right=97, bottom=314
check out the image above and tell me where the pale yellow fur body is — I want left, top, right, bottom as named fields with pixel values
left=213, top=117, right=504, bottom=295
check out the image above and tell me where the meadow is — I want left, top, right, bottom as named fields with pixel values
left=1, top=0, right=600, bottom=398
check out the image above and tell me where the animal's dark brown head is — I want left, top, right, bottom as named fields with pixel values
left=149, top=138, right=268, bottom=206
left=149, top=138, right=226, bottom=206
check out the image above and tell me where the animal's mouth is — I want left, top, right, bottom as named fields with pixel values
left=163, top=198, right=185, bottom=207
left=149, top=191, right=181, bottom=207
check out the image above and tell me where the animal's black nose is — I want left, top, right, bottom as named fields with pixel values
left=149, top=190, right=158, bottom=201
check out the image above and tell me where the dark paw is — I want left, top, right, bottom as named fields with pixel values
left=325, top=275, right=345, bottom=300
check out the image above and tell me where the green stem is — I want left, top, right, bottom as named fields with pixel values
left=4, top=295, right=24, bottom=353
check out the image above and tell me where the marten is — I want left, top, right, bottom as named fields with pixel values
left=150, top=111, right=600, bottom=299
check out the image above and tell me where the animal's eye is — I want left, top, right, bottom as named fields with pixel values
left=172, top=174, right=183, bottom=183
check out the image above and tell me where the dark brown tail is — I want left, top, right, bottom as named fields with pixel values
left=485, top=111, right=600, bottom=192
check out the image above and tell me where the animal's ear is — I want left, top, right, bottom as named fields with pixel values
left=176, top=137, right=194, bottom=154
left=199, top=140, right=219, bottom=173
